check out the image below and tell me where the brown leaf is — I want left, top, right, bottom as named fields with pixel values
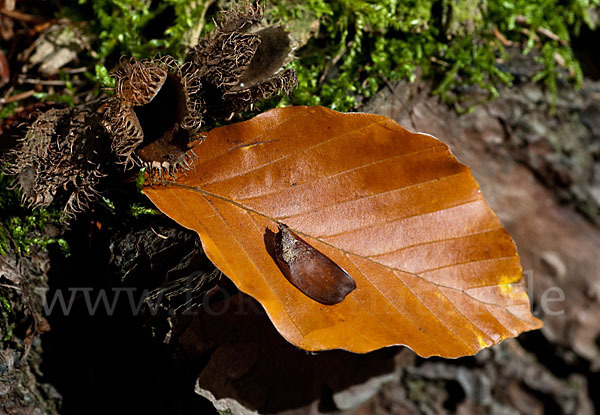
left=143, top=106, right=542, bottom=357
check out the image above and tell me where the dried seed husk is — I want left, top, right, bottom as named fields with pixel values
left=115, top=57, right=168, bottom=106
left=186, top=1, right=297, bottom=120
left=102, top=56, right=204, bottom=173
left=102, top=2, right=297, bottom=177
left=223, top=68, right=297, bottom=113
left=218, top=0, right=264, bottom=33
left=1, top=1, right=298, bottom=219
left=235, top=26, right=293, bottom=89
left=0, top=103, right=53, bottom=154
left=5, top=106, right=109, bottom=215
left=188, top=31, right=261, bottom=90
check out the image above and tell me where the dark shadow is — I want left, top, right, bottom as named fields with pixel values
left=572, top=25, right=600, bottom=80
left=134, top=72, right=187, bottom=146
left=519, top=382, right=562, bottom=415
left=40, top=215, right=217, bottom=415
left=39, top=212, right=402, bottom=414
left=177, top=291, right=399, bottom=413
left=443, top=380, right=466, bottom=411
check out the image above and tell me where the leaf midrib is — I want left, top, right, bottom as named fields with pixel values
left=157, top=181, right=520, bottom=297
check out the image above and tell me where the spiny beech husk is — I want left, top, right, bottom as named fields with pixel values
left=102, top=56, right=202, bottom=175
left=5, top=106, right=108, bottom=215
left=187, top=1, right=297, bottom=118
left=103, top=1, right=297, bottom=179
left=1, top=1, right=297, bottom=217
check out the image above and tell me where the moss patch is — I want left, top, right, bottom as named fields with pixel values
left=0, top=171, right=68, bottom=256
left=51, top=0, right=600, bottom=111
left=270, top=0, right=598, bottom=111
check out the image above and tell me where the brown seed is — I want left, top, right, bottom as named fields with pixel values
left=272, top=223, right=356, bottom=305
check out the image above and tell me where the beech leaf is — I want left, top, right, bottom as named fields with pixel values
left=143, top=106, right=542, bottom=357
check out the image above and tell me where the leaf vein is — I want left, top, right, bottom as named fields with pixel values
left=436, top=286, right=498, bottom=346
left=201, top=195, right=306, bottom=339
left=277, top=170, right=470, bottom=221
left=389, top=269, right=475, bottom=351
left=243, top=211, right=376, bottom=345
left=189, top=111, right=305, bottom=169
left=197, top=119, right=387, bottom=188
left=369, top=228, right=505, bottom=258
left=166, top=186, right=525, bottom=313
left=445, top=285, right=534, bottom=324
left=343, top=254, right=437, bottom=346
left=416, top=255, right=518, bottom=275
left=237, top=145, right=449, bottom=202
left=320, top=197, right=482, bottom=240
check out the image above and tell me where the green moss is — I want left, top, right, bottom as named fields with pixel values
left=406, top=378, right=428, bottom=401
left=0, top=171, right=69, bottom=257
left=53, top=0, right=598, bottom=111
left=136, top=168, right=146, bottom=192
left=273, top=0, right=598, bottom=111
left=0, top=102, right=18, bottom=120
left=1, top=295, right=14, bottom=341
left=32, top=91, right=76, bottom=107
left=130, top=204, right=162, bottom=217
left=66, top=0, right=212, bottom=89
left=100, top=195, right=116, bottom=212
